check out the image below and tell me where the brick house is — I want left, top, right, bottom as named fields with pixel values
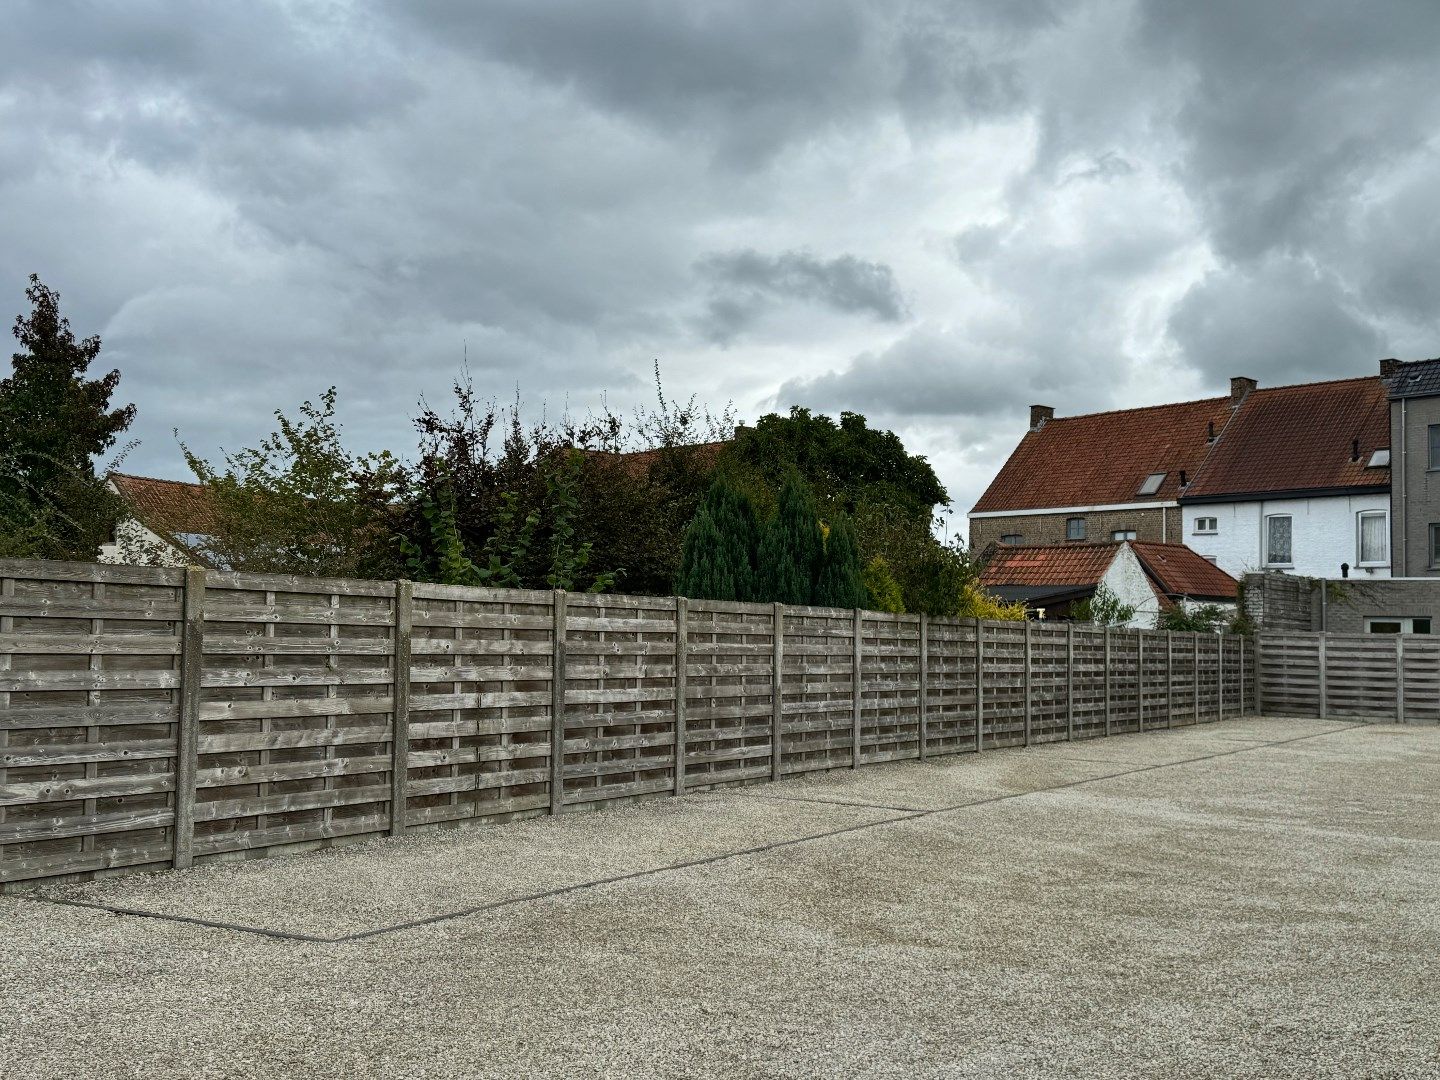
left=100, top=473, right=216, bottom=567
left=970, top=366, right=1402, bottom=580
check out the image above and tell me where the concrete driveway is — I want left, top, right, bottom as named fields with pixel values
left=1, top=717, right=1435, bottom=1079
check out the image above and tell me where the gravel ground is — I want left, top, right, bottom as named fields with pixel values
left=2, top=717, right=1436, bottom=1079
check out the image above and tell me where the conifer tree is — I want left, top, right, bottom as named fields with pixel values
left=814, top=512, right=868, bottom=608
left=676, top=478, right=759, bottom=601
left=755, top=474, right=823, bottom=605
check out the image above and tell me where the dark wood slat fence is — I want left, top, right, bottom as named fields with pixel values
left=0, top=559, right=1255, bottom=891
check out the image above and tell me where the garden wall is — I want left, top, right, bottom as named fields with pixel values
left=0, top=558, right=1254, bottom=891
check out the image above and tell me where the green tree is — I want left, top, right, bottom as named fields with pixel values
left=1156, top=603, right=1228, bottom=633
left=0, top=276, right=134, bottom=558
left=676, top=477, right=759, bottom=601
left=182, top=388, right=406, bottom=577
left=814, top=513, right=867, bottom=609
left=861, top=556, right=905, bottom=614
left=1073, top=583, right=1137, bottom=627
left=755, top=474, right=823, bottom=605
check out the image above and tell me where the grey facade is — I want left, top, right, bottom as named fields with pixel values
left=1243, top=571, right=1440, bottom=633
left=1387, top=357, right=1440, bottom=576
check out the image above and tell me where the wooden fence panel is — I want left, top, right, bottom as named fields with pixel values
left=983, top=622, right=1026, bottom=749
left=194, top=572, right=397, bottom=858
left=1401, top=636, right=1440, bottom=724
left=780, top=605, right=856, bottom=775
left=859, top=612, right=921, bottom=764
left=0, top=561, right=183, bottom=886
left=1029, top=624, right=1069, bottom=743
left=683, top=600, right=773, bottom=789
left=923, top=619, right=978, bottom=754
left=1255, top=633, right=1320, bottom=717
left=408, top=584, right=553, bottom=827
left=0, top=558, right=1260, bottom=890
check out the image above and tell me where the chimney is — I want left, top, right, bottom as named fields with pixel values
left=1230, top=376, right=1257, bottom=406
left=1380, top=358, right=1403, bottom=377
left=1029, top=405, right=1054, bottom=432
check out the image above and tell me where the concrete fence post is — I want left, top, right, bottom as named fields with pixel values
left=675, top=596, right=688, bottom=795
left=918, top=614, right=929, bottom=760
left=852, top=608, right=864, bottom=768
left=974, top=618, right=985, bottom=754
left=1137, top=632, right=1145, bottom=733
left=550, top=589, right=568, bottom=815
left=772, top=603, right=785, bottom=781
left=1166, top=631, right=1174, bottom=729
left=1103, top=627, right=1112, bottom=737
left=389, top=580, right=412, bottom=837
left=1065, top=623, right=1075, bottom=741
left=1023, top=620, right=1033, bottom=747
left=1396, top=634, right=1405, bottom=725
left=174, top=566, right=205, bottom=870
left=1317, top=634, right=1328, bottom=720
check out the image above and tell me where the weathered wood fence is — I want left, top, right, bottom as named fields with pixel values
left=0, top=559, right=1254, bottom=891
left=1256, top=630, right=1440, bottom=724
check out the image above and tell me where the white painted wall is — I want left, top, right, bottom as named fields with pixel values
left=1101, top=544, right=1162, bottom=629
left=98, top=518, right=190, bottom=567
left=1181, top=494, right=1391, bottom=580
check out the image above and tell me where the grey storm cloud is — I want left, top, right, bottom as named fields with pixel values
left=0, top=0, right=1437, bottom=516
left=695, top=249, right=906, bottom=343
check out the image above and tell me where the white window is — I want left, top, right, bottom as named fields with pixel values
left=1137, top=472, right=1166, bottom=496
left=1193, top=516, right=1218, bottom=534
left=1111, top=529, right=1137, bottom=541
left=1066, top=517, right=1085, bottom=541
left=1366, top=449, right=1390, bottom=468
left=1366, top=617, right=1432, bottom=635
left=1265, top=514, right=1292, bottom=566
left=1356, top=511, right=1388, bottom=566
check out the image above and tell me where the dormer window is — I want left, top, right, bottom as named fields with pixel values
left=1137, top=472, right=1166, bottom=496
left=1367, top=449, right=1390, bottom=468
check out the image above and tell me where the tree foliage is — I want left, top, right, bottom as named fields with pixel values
left=755, top=474, right=824, bottom=605
left=1072, top=583, right=1137, bottom=627
left=676, top=477, right=759, bottom=602
left=861, top=556, right=905, bottom=614
left=182, top=388, right=406, bottom=577
left=1156, top=603, right=1234, bottom=633
left=813, top=512, right=868, bottom=609
left=0, top=276, right=134, bottom=558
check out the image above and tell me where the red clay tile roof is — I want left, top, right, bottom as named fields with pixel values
left=971, top=396, right=1233, bottom=512
left=108, top=473, right=216, bottom=539
left=979, top=542, right=1122, bottom=588
left=1131, top=542, right=1237, bottom=600
left=1181, top=377, right=1390, bottom=500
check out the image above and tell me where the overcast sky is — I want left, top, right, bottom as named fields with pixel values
left=5, top=1, right=1438, bottom=522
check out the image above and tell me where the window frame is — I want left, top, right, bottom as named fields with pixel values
left=1110, top=529, right=1137, bottom=541
left=1366, top=616, right=1433, bottom=635
left=1192, top=516, right=1218, bottom=535
left=1429, top=424, right=1440, bottom=471
left=1430, top=523, right=1440, bottom=570
left=1065, top=517, right=1086, bottom=541
left=1137, top=472, right=1166, bottom=496
left=1355, top=510, right=1388, bottom=567
left=1000, top=533, right=1023, bottom=545
left=1264, top=513, right=1293, bottom=567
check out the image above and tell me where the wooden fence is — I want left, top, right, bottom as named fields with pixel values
left=0, top=559, right=1254, bottom=891
left=1256, top=630, right=1440, bottom=724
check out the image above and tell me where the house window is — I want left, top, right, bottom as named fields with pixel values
left=1430, top=424, right=1440, bottom=470
left=1356, top=511, right=1387, bottom=566
left=1193, top=516, right=1218, bottom=534
left=1366, top=617, right=1432, bottom=635
left=1066, top=517, right=1086, bottom=541
left=1265, top=514, right=1292, bottom=566
left=1137, top=472, right=1166, bottom=496
left=1111, top=529, right=1137, bottom=541
left=1430, top=523, right=1440, bottom=569
left=1000, top=534, right=1022, bottom=545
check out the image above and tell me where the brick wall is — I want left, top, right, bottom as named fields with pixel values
left=969, top=506, right=1182, bottom=550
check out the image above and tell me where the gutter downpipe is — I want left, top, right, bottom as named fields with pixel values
left=1399, top=398, right=1408, bottom=575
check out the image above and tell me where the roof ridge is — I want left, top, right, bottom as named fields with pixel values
left=109, top=472, right=206, bottom=488
left=1038, top=395, right=1229, bottom=424
left=1247, top=374, right=1380, bottom=394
